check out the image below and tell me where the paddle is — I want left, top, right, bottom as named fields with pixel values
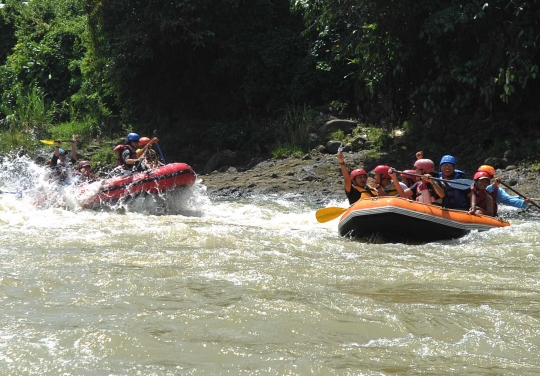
left=393, top=169, right=473, bottom=190
left=135, top=147, right=150, bottom=171
left=40, top=139, right=74, bottom=145
left=315, top=206, right=348, bottom=223
left=156, top=143, right=167, bottom=164
left=498, top=180, right=540, bottom=210
left=0, top=189, right=22, bottom=195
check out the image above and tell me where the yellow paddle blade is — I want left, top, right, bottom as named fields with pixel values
left=315, top=206, right=348, bottom=223
left=39, top=139, right=56, bottom=145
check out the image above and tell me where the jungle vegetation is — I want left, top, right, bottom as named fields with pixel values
left=1, top=0, right=539, bottom=165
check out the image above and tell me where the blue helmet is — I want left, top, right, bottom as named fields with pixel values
left=52, top=148, right=66, bottom=157
left=440, top=155, right=456, bottom=166
left=127, top=133, right=140, bottom=142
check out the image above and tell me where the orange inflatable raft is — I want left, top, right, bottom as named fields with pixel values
left=338, top=197, right=510, bottom=242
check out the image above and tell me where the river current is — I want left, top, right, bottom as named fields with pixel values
left=1, top=156, right=540, bottom=375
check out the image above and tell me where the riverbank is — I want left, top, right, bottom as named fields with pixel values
left=199, top=148, right=540, bottom=207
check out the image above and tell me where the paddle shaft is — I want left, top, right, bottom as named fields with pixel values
left=498, top=180, right=540, bottom=210
left=156, top=143, right=167, bottom=164
left=40, top=139, right=76, bottom=145
left=135, top=147, right=150, bottom=170
left=0, top=190, right=22, bottom=195
left=393, top=170, right=472, bottom=187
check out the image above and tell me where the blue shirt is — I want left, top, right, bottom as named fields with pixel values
left=486, top=185, right=528, bottom=209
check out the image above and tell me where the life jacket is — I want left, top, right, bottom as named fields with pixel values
left=471, top=186, right=491, bottom=212
left=346, top=185, right=377, bottom=205
left=415, top=182, right=433, bottom=204
left=487, top=185, right=499, bottom=216
left=72, top=171, right=97, bottom=184
left=413, top=181, right=441, bottom=204
left=384, top=183, right=399, bottom=196
left=353, top=185, right=378, bottom=199
left=114, top=144, right=136, bottom=168
left=442, top=185, right=469, bottom=209
left=439, top=170, right=466, bottom=179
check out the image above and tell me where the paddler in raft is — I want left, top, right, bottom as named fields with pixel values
left=72, top=160, right=97, bottom=184
left=468, top=171, right=494, bottom=216
left=113, top=133, right=159, bottom=173
left=136, top=137, right=163, bottom=169
left=438, top=154, right=470, bottom=211
left=372, top=164, right=408, bottom=196
left=476, top=165, right=532, bottom=215
left=414, top=152, right=471, bottom=210
left=388, top=159, right=445, bottom=204
left=49, top=138, right=77, bottom=184
left=337, top=148, right=377, bottom=205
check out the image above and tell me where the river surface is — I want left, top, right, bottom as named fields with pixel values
left=1, top=157, right=540, bottom=375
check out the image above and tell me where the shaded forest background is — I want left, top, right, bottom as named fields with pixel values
left=1, top=0, right=540, bottom=168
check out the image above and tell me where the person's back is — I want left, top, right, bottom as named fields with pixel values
left=136, top=137, right=162, bottom=169
left=412, top=159, right=445, bottom=204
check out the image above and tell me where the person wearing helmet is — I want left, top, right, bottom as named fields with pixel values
left=478, top=165, right=532, bottom=214
left=136, top=136, right=162, bottom=168
left=437, top=154, right=470, bottom=210
left=49, top=138, right=77, bottom=183
left=400, top=169, right=417, bottom=188
left=468, top=171, right=494, bottom=216
left=136, top=137, right=151, bottom=158
left=113, top=132, right=148, bottom=172
left=72, top=160, right=97, bottom=184
left=373, top=165, right=408, bottom=196
left=337, top=150, right=377, bottom=204
left=388, top=159, right=445, bottom=203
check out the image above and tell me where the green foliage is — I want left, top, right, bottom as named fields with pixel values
left=0, top=128, right=38, bottom=154
left=0, top=1, right=18, bottom=63
left=271, top=144, right=303, bottom=159
left=0, top=0, right=88, bottom=123
left=2, top=0, right=540, bottom=167
left=329, top=129, right=346, bottom=142
left=88, top=144, right=116, bottom=172
left=48, top=116, right=95, bottom=143
left=0, top=85, right=52, bottom=137
left=296, top=0, right=540, bottom=119
left=280, top=103, right=315, bottom=148
left=84, top=0, right=317, bottom=128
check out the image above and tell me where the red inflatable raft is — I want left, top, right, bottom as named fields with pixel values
left=337, top=197, right=510, bottom=242
left=77, top=162, right=196, bottom=208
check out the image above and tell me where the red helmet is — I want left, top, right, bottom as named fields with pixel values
left=350, top=168, right=368, bottom=180
left=373, top=165, right=391, bottom=179
left=473, top=171, right=491, bottom=180
left=414, top=159, right=434, bottom=173
left=139, top=137, right=151, bottom=146
left=78, top=160, right=91, bottom=169
left=477, top=165, right=495, bottom=178
left=401, top=169, right=416, bottom=178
